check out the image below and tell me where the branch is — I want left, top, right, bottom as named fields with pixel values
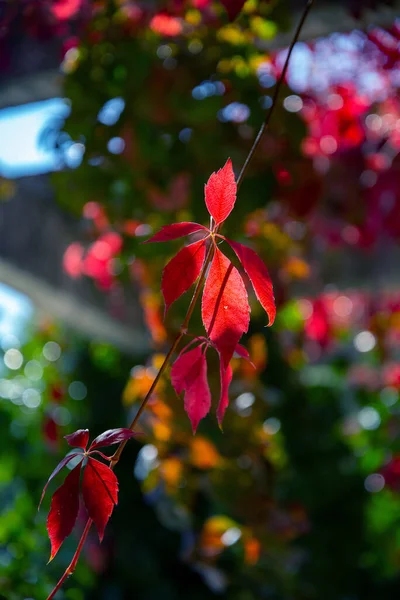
left=236, top=0, right=315, bottom=189
left=46, top=519, right=92, bottom=600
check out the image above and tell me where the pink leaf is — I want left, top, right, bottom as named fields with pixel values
left=171, top=343, right=211, bottom=433
left=143, top=222, right=208, bottom=243
left=225, top=239, right=276, bottom=326
left=204, top=158, right=236, bottom=225
left=82, top=457, right=118, bottom=541
left=52, top=0, right=82, bottom=20
left=89, top=428, right=136, bottom=451
left=219, top=0, right=247, bottom=20
left=202, top=247, right=250, bottom=369
left=217, top=362, right=233, bottom=427
left=39, top=453, right=82, bottom=509
left=64, top=429, right=89, bottom=450
left=161, top=239, right=206, bottom=314
left=47, top=462, right=82, bottom=561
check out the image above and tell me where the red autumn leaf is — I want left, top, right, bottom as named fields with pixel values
left=39, top=452, right=82, bottom=509
left=64, top=429, right=89, bottom=450
left=217, top=362, right=233, bottom=427
left=219, top=0, right=247, bottom=20
left=82, top=457, right=118, bottom=541
left=47, top=462, right=82, bottom=561
left=171, top=343, right=211, bottom=433
left=89, top=428, right=136, bottom=450
left=202, top=247, right=250, bottom=369
left=225, top=239, right=276, bottom=326
left=161, top=239, right=206, bottom=314
left=235, top=343, right=256, bottom=369
left=235, top=343, right=250, bottom=360
left=204, top=158, right=236, bottom=226
left=143, top=222, right=208, bottom=243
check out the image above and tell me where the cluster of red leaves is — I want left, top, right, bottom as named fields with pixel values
left=39, top=428, right=135, bottom=560
left=301, top=85, right=370, bottom=158
left=63, top=224, right=123, bottom=290
left=145, top=159, right=276, bottom=431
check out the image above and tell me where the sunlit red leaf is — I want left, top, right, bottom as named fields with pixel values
left=161, top=239, right=206, bottom=314
left=217, top=362, right=233, bottom=427
left=171, top=343, right=211, bottom=433
left=144, top=222, right=208, bottom=243
left=225, top=239, right=276, bottom=326
left=219, top=0, right=247, bottom=20
left=39, top=453, right=82, bottom=509
left=65, top=429, right=89, bottom=450
left=202, top=247, right=250, bottom=369
left=82, top=457, right=118, bottom=541
left=47, top=462, right=82, bottom=561
left=204, top=159, right=236, bottom=225
left=89, top=428, right=136, bottom=451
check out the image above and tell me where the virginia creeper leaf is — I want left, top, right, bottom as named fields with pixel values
left=171, top=344, right=211, bottom=433
left=39, top=452, right=82, bottom=509
left=217, top=362, right=233, bottom=427
left=143, top=222, right=208, bottom=243
left=82, top=457, right=118, bottom=541
left=161, top=238, right=206, bottom=314
left=235, top=343, right=250, bottom=360
left=225, top=239, right=276, bottom=326
left=202, top=247, right=250, bottom=369
left=89, top=428, right=136, bottom=451
left=219, top=0, right=247, bottom=20
left=47, top=462, right=82, bottom=561
left=204, top=159, right=236, bottom=225
left=235, top=343, right=255, bottom=368
left=64, top=429, right=89, bottom=449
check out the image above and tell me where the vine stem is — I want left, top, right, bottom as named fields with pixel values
left=46, top=519, right=92, bottom=600
left=46, top=1, right=314, bottom=597
left=236, top=0, right=315, bottom=190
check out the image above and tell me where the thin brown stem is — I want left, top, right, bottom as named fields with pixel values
left=46, top=519, right=93, bottom=600
left=236, top=0, right=315, bottom=190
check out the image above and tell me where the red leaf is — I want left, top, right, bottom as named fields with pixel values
left=82, top=457, right=118, bottom=541
left=89, top=428, right=136, bottom=451
left=64, top=429, right=89, bottom=450
left=39, top=453, right=82, bottom=509
left=202, top=247, right=250, bottom=369
left=235, top=343, right=250, bottom=360
left=143, top=222, right=208, bottom=243
left=225, top=239, right=276, bottom=326
left=47, top=462, right=82, bottom=561
left=217, top=362, right=233, bottom=427
left=235, top=343, right=255, bottom=368
left=204, top=159, right=236, bottom=225
left=219, top=0, right=247, bottom=20
left=161, top=239, right=206, bottom=314
left=171, top=343, right=211, bottom=433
